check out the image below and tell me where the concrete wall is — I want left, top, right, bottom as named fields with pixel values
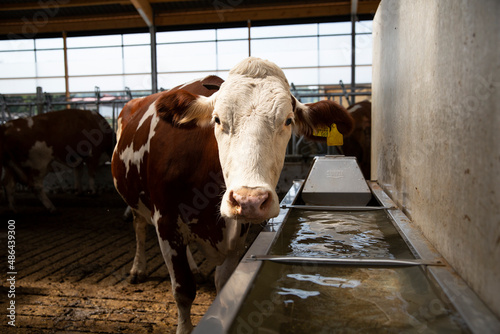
left=372, top=0, right=500, bottom=318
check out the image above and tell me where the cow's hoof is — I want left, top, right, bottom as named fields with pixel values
left=129, top=272, right=147, bottom=284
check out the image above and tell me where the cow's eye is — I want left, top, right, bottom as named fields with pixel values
left=214, top=116, right=221, bottom=125
left=285, top=118, right=293, bottom=126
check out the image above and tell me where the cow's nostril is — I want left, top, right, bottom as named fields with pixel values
left=260, top=192, right=271, bottom=210
left=229, top=190, right=238, bottom=206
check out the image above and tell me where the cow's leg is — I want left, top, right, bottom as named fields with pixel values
left=122, top=205, right=133, bottom=221
left=155, top=218, right=195, bottom=334
left=73, top=164, right=84, bottom=195
left=186, top=245, right=199, bottom=274
left=129, top=212, right=149, bottom=284
left=2, top=168, right=17, bottom=212
left=214, top=238, right=248, bottom=292
left=85, top=160, right=98, bottom=195
left=214, top=221, right=250, bottom=292
left=33, top=180, right=56, bottom=213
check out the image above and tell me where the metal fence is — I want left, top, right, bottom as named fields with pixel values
left=0, top=83, right=371, bottom=159
left=0, top=86, right=135, bottom=137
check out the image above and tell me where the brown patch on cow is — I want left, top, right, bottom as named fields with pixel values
left=150, top=125, right=224, bottom=247
left=344, top=100, right=372, bottom=179
left=156, top=90, right=200, bottom=128
left=113, top=77, right=226, bottom=249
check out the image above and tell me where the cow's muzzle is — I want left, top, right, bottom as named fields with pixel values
left=227, top=186, right=275, bottom=221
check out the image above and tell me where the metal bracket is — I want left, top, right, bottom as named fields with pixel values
left=249, top=255, right=444, bottom=267
left=280, top=204, right=393, bottom=211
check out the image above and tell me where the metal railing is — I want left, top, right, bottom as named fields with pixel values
left=0, top=86, right=134, bottom=135
left=1, top=83, right=371, bottom=159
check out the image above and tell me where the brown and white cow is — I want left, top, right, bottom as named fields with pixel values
left=343, top=100, right=372, bottom=179
left=0, top=109, right=113, bottom=212
left=111, top=57, right=354, bottom=333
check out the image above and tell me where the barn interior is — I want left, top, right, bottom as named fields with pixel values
left=1, top=1, right=499, bottom=333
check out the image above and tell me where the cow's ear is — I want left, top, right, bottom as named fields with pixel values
left=201, top=75, right=223, bottom=91
left=156, top=89, right=216, bottom=128
left=292, top=96, right=354, bottom=140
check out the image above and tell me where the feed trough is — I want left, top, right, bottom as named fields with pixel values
left=194, top=157, right=498, bottom=333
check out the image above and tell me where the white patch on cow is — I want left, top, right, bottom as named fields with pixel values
left=213, top=218, right=244, bottom=255
left=348, top=104, right=363, bottom=113
left=119, top=102, right=160, bottom=176
left=136, top=106, right=153, bottom=130
left=26, top=117, right=34, bottom=128
left=136, top=198, right=151, bottom=224
left=116, top=117, right=124, bottom=141
left=152, top=205, right=162, bottom=226
left=22, top=141, right=54, bottom=172
left=213, top=58, right=293, bottom=220
left=186, top=246, right=199, bottom=274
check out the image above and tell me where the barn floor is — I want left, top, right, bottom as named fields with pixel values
left=0, top=191, right=220, bottom=334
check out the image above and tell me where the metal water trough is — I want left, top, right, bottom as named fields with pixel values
left=194, top=157, right=500, bottom=333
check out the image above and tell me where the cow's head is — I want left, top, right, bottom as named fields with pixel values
left=157, top=57, right=353, bottom=222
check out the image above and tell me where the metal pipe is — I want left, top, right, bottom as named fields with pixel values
left=247, top=19, right=251, bottom=57
left=281, top=204, right=391, bottom=211
left=249, top=255, right=444, bottom=267
left=62, top=31, right=70, bottom=108
left=94, top=86, right=100, bottom=114
left=0, top=94, right=6, bottom=122
left=36, top=86, right=44, bottom=115
left=351, top=0, right=357, bottom=105
left=150, top=24, right=158, bottom=94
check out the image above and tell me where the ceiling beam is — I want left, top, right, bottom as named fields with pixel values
left=0, top=1, right=380, bottom=36
left=0, top=0, right=196, bottom=11
left=0, top=0, right=129, bottom=11
left=129, top=0, right=154, bottom=27
left=154, top=1, right=379, bottom=26
left=351, top=0, right=359, bottom=14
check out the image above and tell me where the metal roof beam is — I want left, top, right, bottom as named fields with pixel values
left=0, top=1, right=380, bottom=36
left=130, top=0, right=154, bottom=27
left=0, top=0, right=131, bottom=11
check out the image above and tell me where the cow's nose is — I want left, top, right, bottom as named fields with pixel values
left=229, top=187, right=272, bottom=220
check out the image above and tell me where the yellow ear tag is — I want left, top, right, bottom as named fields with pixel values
left=313, top=124, right=343, bottom=146
left=327, top=123, right=343, bottom=146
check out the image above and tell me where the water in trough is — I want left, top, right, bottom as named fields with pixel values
left=230, top=210, right=469, bottom=333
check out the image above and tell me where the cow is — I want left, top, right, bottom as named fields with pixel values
left=111, top=57, right=354, bottom=334
left=0, top=109, right=113, bottom=212
left=343, top=100, right=372, bottom=180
